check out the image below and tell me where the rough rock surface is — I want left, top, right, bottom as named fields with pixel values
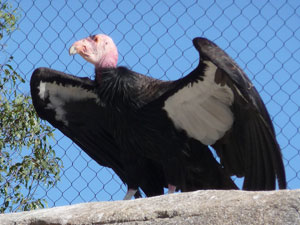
left=0, top=189, right=299, bottom=225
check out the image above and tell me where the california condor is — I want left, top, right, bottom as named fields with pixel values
left=31, top=34, right=286, bottom=198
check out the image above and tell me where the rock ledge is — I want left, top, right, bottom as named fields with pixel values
left=0, top=189, right=299, bottom=225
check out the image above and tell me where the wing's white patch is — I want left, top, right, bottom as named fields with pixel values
left=38, top=82, right=46, bottom=99
left=164, top=61, right=234, bottom=145
left=38, top=81, right=101, bottom=126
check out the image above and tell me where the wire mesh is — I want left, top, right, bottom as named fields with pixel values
left=1, top=0, right=300, bottom=208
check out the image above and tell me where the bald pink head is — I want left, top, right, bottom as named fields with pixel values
left=69, top=34, right=118, bottom=69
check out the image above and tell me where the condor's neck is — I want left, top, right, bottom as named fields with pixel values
left=95, top=67, right=141, bottom=110
left=95, top=66, right=115, bottom=83
left=95, top=53, right=118, bottom=82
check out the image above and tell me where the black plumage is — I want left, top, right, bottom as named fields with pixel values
left=30, top=66, right=236, bottom=200
left=30, top=68, right=166, bottom=198
left=30, top=35, right=286, bottom=198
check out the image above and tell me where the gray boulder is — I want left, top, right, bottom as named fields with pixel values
left=0, top=189, right=299, bottom=224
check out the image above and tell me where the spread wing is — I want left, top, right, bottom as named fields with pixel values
left=30, top=68, right=121, bottom=166
left=30, top=67, right=165, bottom=197
left=161, top=38, right=286, bottom=190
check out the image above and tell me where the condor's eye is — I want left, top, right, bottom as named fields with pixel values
left=90, top=35, right=98, bottom=42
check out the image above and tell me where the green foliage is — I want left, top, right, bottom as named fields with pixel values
left=0, top=1, right=62, bottom=213
left=0, top=0, right=19, bottom=38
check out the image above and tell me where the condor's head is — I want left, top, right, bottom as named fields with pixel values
left=69, top=34, right=118, bottom=69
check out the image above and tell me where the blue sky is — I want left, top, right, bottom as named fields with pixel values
left=2, top=0, right=300, bottom=207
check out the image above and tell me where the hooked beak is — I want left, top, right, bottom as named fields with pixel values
left=69, top=45, right=77, bottom=55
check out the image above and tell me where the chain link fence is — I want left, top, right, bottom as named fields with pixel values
left=2, top=0, right=300, bottom=207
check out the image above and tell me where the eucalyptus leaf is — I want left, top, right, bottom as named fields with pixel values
left=0, top=1, right=62, bottom=213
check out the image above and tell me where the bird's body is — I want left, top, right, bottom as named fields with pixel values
left=30, top=34, right=286, bottom=199
left=93, top=66, right=237, bottom=191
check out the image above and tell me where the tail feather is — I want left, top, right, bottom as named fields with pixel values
left=214, top=105, right=286, bottom=190
left=242, top=113, right=286, bottom=190
left=259, top=116, right=286, bottom=189
left=257, top=119, right=275, bottom=189
left=243, top=118, right=273, bottom=190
